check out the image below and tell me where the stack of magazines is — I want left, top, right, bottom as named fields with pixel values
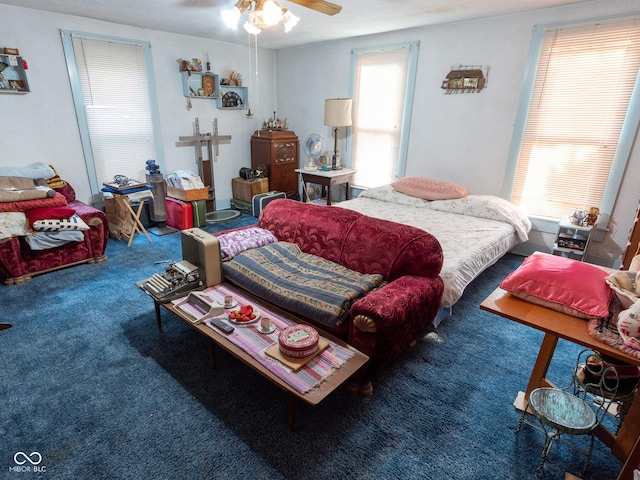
left=165, top=170, right=205, bottom=190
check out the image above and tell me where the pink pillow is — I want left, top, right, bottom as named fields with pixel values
left=391, top=177, right=468, bottom=200
left=499, top=252, right=611, bottom=319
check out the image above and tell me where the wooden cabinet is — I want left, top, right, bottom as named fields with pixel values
left=251, top=130, right=299, bottom=199
left=622, top=200, right=640, bottom=270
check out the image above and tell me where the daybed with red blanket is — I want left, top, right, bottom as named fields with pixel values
left=0, top=168, right=109, bottom=285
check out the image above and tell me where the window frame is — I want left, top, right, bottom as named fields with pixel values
left=501, top=16, right=640, bottom=233
left=348, top=41, right=419, bottom=189
left=60, top=30, right=164, bottom=199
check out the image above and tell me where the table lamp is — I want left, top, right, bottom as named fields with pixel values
left=324, top=98, right=352, bottom=170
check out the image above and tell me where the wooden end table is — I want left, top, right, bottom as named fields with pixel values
left=295, top=168, right=356, bottom=205
left=480, top=287, right=640, bottom=480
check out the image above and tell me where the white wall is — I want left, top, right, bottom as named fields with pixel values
left=276, top=0, right=640, bottom=266
left=0, top=4, right=276, bottom=209
left=1, top=2, right=639, bottom=266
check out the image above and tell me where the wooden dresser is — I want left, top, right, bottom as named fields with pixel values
left=251, top=130, right=299, bottom=199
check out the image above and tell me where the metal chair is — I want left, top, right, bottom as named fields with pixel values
left=515, top=349, right=620, bottom=477
left=574, top=353, right=640, bottom=433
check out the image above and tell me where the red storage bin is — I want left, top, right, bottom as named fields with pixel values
left=166, top=197, right=193, bottom=230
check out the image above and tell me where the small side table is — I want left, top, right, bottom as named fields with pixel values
left=114, top=192, right=153, bottom=247
left=551, top=219, right=594, bottom=261
left=295, top=168, right=356, bottom=205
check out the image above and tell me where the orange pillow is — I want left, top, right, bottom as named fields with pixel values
left=499, top=252, right=611, bottom=319
left=391, top=177, right=468, bottom=200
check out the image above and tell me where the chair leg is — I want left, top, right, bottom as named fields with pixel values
left=536, top=431, right=558, bottom=477
left=582, top=434, right=595, bottom=475
left=515, top=408, right=528, bottom=434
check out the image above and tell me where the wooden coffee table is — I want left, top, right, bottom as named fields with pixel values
left=158, top=283, right=369, bottom=431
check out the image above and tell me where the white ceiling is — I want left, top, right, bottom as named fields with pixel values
left=2, top=0, right=598, bottom=49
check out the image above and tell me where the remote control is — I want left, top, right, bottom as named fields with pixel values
left=210, top=317, right=234, bottom=334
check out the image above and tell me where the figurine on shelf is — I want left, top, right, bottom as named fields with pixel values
left=177, top=58, right=192, bottom=75
left=226, top=70, right=242, bottom=86
left=262, top=111, right=288, bottom=130
left=192, top=58, right=202, bottom=72
left=569, top=208, right=587, bottom=226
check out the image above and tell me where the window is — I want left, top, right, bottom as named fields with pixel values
left=61, top=31, right=163, bottom=197
left=504, top=18, right=640, bottom=222
left=350, top=42, right=419, bottom=188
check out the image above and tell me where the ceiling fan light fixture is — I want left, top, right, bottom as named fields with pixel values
left=224, top=0, right=299, bottom=34
left=243, top=15, right=262, bottom=34
left=221, top=5, right=242, bottom=29
left=282, top=9, right=299, bottom=32
left=222, top=0, right=252, bottom=29
left=262, top=0, right=283, bottom=25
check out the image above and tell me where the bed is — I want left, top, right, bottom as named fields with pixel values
left=338, top=184, right=531, bottom=326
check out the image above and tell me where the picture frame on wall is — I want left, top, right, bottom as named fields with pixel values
left=463, top=78, right=478, bottom=88
left=8, top=80, right=24, bottom=90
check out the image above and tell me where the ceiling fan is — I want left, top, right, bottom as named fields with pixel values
left=287, top=0, right=342, bottom=16
left=222, top=0, right=341, bottom=34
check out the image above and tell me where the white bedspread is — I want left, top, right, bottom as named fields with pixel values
left=338, top=185, right=531, bottom=307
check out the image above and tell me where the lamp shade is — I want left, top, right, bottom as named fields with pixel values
left=324, top=98, right=352, bottom=127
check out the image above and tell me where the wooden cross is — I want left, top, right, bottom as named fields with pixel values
left=176, top=118, right=232, bottom=212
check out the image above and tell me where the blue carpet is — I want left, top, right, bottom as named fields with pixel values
left=0, top=215, right=623, bottom=479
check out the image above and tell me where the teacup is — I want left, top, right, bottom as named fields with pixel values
left=261, top=318, right=272, bottom=331
left=224, top=295, right=234, bottom=308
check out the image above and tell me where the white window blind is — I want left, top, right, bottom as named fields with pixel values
left=71, top=35, right=156, bottom=188
left=512, top=18, right=640, bottom=219
left=351, top=45, right=412, bottom=188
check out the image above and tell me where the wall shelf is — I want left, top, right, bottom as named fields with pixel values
left=217, top=86, right=248, bottom=110
left=441, top=65, right=487, bottom=94
left=0, top=53, right=29, bottom=94
left=181, top=71, right=219, bottom=99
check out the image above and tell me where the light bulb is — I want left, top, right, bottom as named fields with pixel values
left=282, top=9, right=299, bottom=32
left=243, top=14, right=261, bottom=35
left=262, top=0, right=282, bottom=25
left=221, top=6, right=241, bottom=29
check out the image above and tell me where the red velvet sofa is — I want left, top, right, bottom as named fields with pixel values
left=0, top=184, right=109, bottom=285
left=224, top=198, right=444, bottom=395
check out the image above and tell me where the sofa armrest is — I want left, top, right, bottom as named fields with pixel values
left=349, top=275, right=444, bottom=368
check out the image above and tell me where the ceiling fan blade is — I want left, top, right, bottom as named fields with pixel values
left=287, top=0, right=342, bottom=16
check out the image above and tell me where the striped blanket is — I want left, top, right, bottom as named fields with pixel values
left=223, top=242, right=384, bottom=329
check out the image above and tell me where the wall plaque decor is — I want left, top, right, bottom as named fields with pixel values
left=441, top=65, right=488, bottom=94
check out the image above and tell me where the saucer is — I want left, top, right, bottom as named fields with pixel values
left=259, top=324, right=276, bottom=334
left=224, top=299, right=238, bottom=309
